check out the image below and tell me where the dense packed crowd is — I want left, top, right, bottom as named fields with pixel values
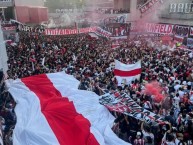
left=0, top=31, right=193, bottom=145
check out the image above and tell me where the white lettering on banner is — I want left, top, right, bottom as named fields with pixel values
left=145, top=23, right=173, bottom=35
left=44, top=27, right=112, bottom=37
left=22, top=26, right=31, bottom=32
left=20, top=25, right=45, bottom=33
left=99, top=92, right=165, bottom=124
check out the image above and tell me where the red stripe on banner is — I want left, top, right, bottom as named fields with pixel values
left=114, top=68, right=141, bottom=77
left=21, top=74, right=99, bottom=145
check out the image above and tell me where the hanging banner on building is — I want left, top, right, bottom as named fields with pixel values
left=145, top=23, right=174, bottom=35
left=187, top=38, right=193, bottom=47
left=189, top=27, right=193, bottom=36
left=45, top=27, right=97, bottom=35
left=139, top=0, right=163, bottom=14
left=44, top=27, right=112, bottom=38
left=173, top=25, right=189, bottom=37
left=99, top=92, right=165, bottom=124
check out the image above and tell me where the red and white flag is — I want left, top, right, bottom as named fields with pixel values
left=6, top=72, right=130, bottom=145
left=111, top=40, right=120, bottom=49
left=5, top=40, right=17, bottom=46
left=114, top=60, right=141, bottom=85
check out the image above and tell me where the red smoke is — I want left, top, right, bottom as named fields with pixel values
left=144, top=81, right=165, bottom=103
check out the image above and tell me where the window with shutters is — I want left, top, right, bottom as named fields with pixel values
left=177, top=3, right=184, bottom=13
left=169, top=3, right=177, bottom=13
left=184, top=3, right=191, bottom=13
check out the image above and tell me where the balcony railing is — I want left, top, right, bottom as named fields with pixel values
left=159, top=13, right=193, bottom=20
left=0, top=0, right=13, bottom=7
left=158, top=7, right=193, bottom=20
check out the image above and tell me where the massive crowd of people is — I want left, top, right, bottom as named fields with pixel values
left=0, top=30, right=193, bottom=145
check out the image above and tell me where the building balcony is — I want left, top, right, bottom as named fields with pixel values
left=158, top=2, right=193, bottom=20
left=158, top=10, right=193, bottom=20
left=0, top=0, right=13, bottom=7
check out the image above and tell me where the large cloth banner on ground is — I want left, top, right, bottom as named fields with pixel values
left=99, top=92, right=165, bottom=124
left=7, top=72, right=130, bottom=145
left=173, top=25, right=189, bottom=37
left=187, top=38, right=193, bottom=47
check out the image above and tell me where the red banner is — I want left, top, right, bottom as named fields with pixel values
left=145, top=23, right=174, bottom=35
left=140, top=0, right=161, bottom=13
left=44, top=27, right=109, bottom=36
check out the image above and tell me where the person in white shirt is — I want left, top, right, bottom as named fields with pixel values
left=178, top=88, right=184, bottom=102
left=174, top=82, right=182, bottom=92
left=173, top=93, right=180, bottom=109
left=188, top=52, right=193, bottom=59
left=189, top=91, right=193, bottom=107
left=173, top=93, right=181, bottom=119
left=141, top=121, right=154, bottom=144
